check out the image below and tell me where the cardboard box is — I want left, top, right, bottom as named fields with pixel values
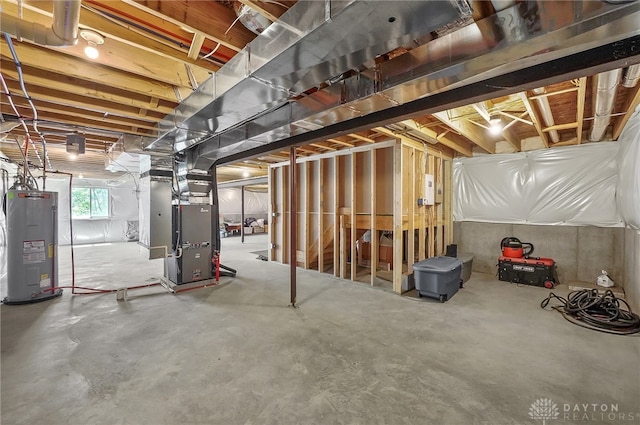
left=244, top=227, right=253, bottom=234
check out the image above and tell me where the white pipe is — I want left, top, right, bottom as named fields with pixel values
left=0, top=0, right=81, bottom=46
left=589, top=69, right=621, bottom=142
left=622, top=64, right=640, bottom=88
left=532, top=88, right=560, bottom=143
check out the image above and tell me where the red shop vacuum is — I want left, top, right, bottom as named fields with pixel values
left=498, top=237, right=557, bottom=288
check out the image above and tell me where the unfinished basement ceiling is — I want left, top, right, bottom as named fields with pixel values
left=1, top=0, right=639, bottom=180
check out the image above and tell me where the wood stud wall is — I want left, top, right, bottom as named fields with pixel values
left=269, top=139, right=454, bottom=294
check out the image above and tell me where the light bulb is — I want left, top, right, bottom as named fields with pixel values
left=242, top=170, right=250, bottom=178
left=85, top=42, right=99, bottom=59
left=69, top=153, right=77, bottom=160
left=489, top=122, right=502, bottom=135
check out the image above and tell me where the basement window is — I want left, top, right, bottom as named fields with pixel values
left=71, top=187, right=109, bottom=219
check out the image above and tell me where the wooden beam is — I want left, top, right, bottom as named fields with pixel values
left=498, top=110, right=533, bottom=126
left=349, top=133, right=376, bottom=144
left=1, top=98, right=157, bottom=130
left=613, top=83, right=640, bottom=140
left=542, top=122, right=578, bottom=132
left=237, top=0, right=287, bottom=22
left=432, top=112, right=496, bottom=154
left=0, top=40, right=180, bottom=102
left=268, top=167, right=275, bottom=261
left=3, top=0, right=220, bottom=72
left=304, top=162, right=310, bottom=269
left=370, top=149, right=377, bottom=286
left=318, top=159, right=324, bottom=273
left=417, top=148, right=426, bottom=261
left=576, top=77, right=587, bottom=144
left=187, top=33, right=206, bottom=60
left=309, top=143, right=336, bottom=151
left=399, top=119, right=473, bottom=157
left=333, top=157, right=340, bottom=278
left=528, top=86, right=579, bottom=100
left=0, top=104, right=154, bottom=136
left=123, top=0, right=256, bottom=52
left=518, top=92, right=550, bottom=148
left=392, top=142, right=403, bottom=294
left=0, top=65, right=174, bottom=115
left=350, top=154, right=357, bottom=281
left=372, top=127, right=455, bottom=160
left=407, top=147, right=415, bottom=273
left=327, top=138, right=354, bottom=148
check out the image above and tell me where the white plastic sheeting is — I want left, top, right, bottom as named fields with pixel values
left=453, top=143, right=623, bottom=226
left=218, top=188, right=268, bottom=218
left=617, top=109, right=640, bottom=230
left=46, top=177, right=139, bottom=245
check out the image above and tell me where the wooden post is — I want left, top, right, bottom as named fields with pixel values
left=418, top=149, right=426, bottom=261
left=268, top=167, right=275, bottom=261
left=444, top=159, right=453, bottom=246
left=240, top=185, right=245, bottom=243
left=333, top=157, right=340, bottom=277
left=289, top=147, right=297, bottom=307
left=392, top=142, right=403, bottom=293
left=318, top=159, right=324, bottom=272
left=304, top=161, right=310, bottom=269
left=340, top=215, right=347, bottom=279
left=370, top=149, right=377, bottom=286
left=351, top=153, right=357, bottom=281
left=428, top=154, right=435, bottom=258
left=407, top=147, right=415, bottom=272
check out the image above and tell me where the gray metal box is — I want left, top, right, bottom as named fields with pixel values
left=4, top=190, right=62, bottom=304
left=413, top=256, right=462, bottom=303
left=138, top=176, right=172, bottom=259
left=165, top=204, right=212, bottom=285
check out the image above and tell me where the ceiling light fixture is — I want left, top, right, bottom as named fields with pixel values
left=80, top=29, right=104, bottom=60
left=242, top=170, right=250, bottom=178
left=69, top=153, right=77, bottom=160
left=489, top=115, right=502, bottom=135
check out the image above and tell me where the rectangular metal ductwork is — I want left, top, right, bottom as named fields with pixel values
left=147, top=0, right=473, bottom=154
left=184, top=0, right=639, bottom=169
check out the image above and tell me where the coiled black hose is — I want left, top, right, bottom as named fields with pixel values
left=541, top=289, right=640, bottom=335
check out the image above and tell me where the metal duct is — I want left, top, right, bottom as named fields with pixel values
left=0, top=0, right=81, bottom=46
left=589, top=69, right=622, bottom=142
left=148, top=0, right=473, bottom=153
left=532, top=87, right=560, bottom=143
left=185, top=1, right=639, bottom=169
left=622, top=64, right=640, bottom=88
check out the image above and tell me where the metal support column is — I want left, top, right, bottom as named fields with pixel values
left=241, top=185, right=245, bottom=243
left=289, top=146, right=297, bottom=307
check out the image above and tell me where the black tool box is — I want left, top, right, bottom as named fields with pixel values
left=498, top=256, right=557, bottom=288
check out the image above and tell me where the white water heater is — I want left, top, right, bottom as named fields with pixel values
left=3, top=190, right=62, bottom=304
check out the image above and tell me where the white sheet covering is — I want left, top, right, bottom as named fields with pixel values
left=218, top=188, right=268, bottom=217
left=453, top=143, right=623, bottom=227
left=617, top=110, right=640, bottom=231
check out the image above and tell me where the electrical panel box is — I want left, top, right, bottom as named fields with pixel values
left=4, top=190, right=62, bottom=304
left=165, top=204, right=212, bottom=285
left=424, top=174, right=435, bottom=205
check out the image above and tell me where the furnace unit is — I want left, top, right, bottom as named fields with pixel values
left=4, top=190, right=62, bottom=304
left=165, top=204, right=213, bottom=285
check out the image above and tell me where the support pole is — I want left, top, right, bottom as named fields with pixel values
left=241, top=185, right=245, bottom=243
left=289, top=146, right=297, bottom=306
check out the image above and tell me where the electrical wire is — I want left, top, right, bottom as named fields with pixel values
left=541, top=290, right=640, bottom=335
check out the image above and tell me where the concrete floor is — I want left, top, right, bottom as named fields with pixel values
left=2, top=235, right=639, bottom=425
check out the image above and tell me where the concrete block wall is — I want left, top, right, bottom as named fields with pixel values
left=453, top=222, right=625, bottom=286
left=623, top=228, right=640, bottom=311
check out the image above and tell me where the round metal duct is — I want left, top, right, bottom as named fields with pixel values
left=234, top=2, right=271, bottom=35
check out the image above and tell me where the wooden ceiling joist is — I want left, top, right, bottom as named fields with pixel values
left=0, top=65, right=175, bottom=116
left=0, top=40, right=181, bottom=102
left=2, top=0, right=221, bottom=73
left=122, top=0, right=256, bottom=52
left=613, top=83, right=640, bottom=140
left=576, top=77, right=587, bottom=144
left=432, top=112, right=496, bottom=154
left=0, top=79, right=169, bottom=124
left=518, top=92, right=550, bottom=148
left=399, top=119, right=473, bottom=157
